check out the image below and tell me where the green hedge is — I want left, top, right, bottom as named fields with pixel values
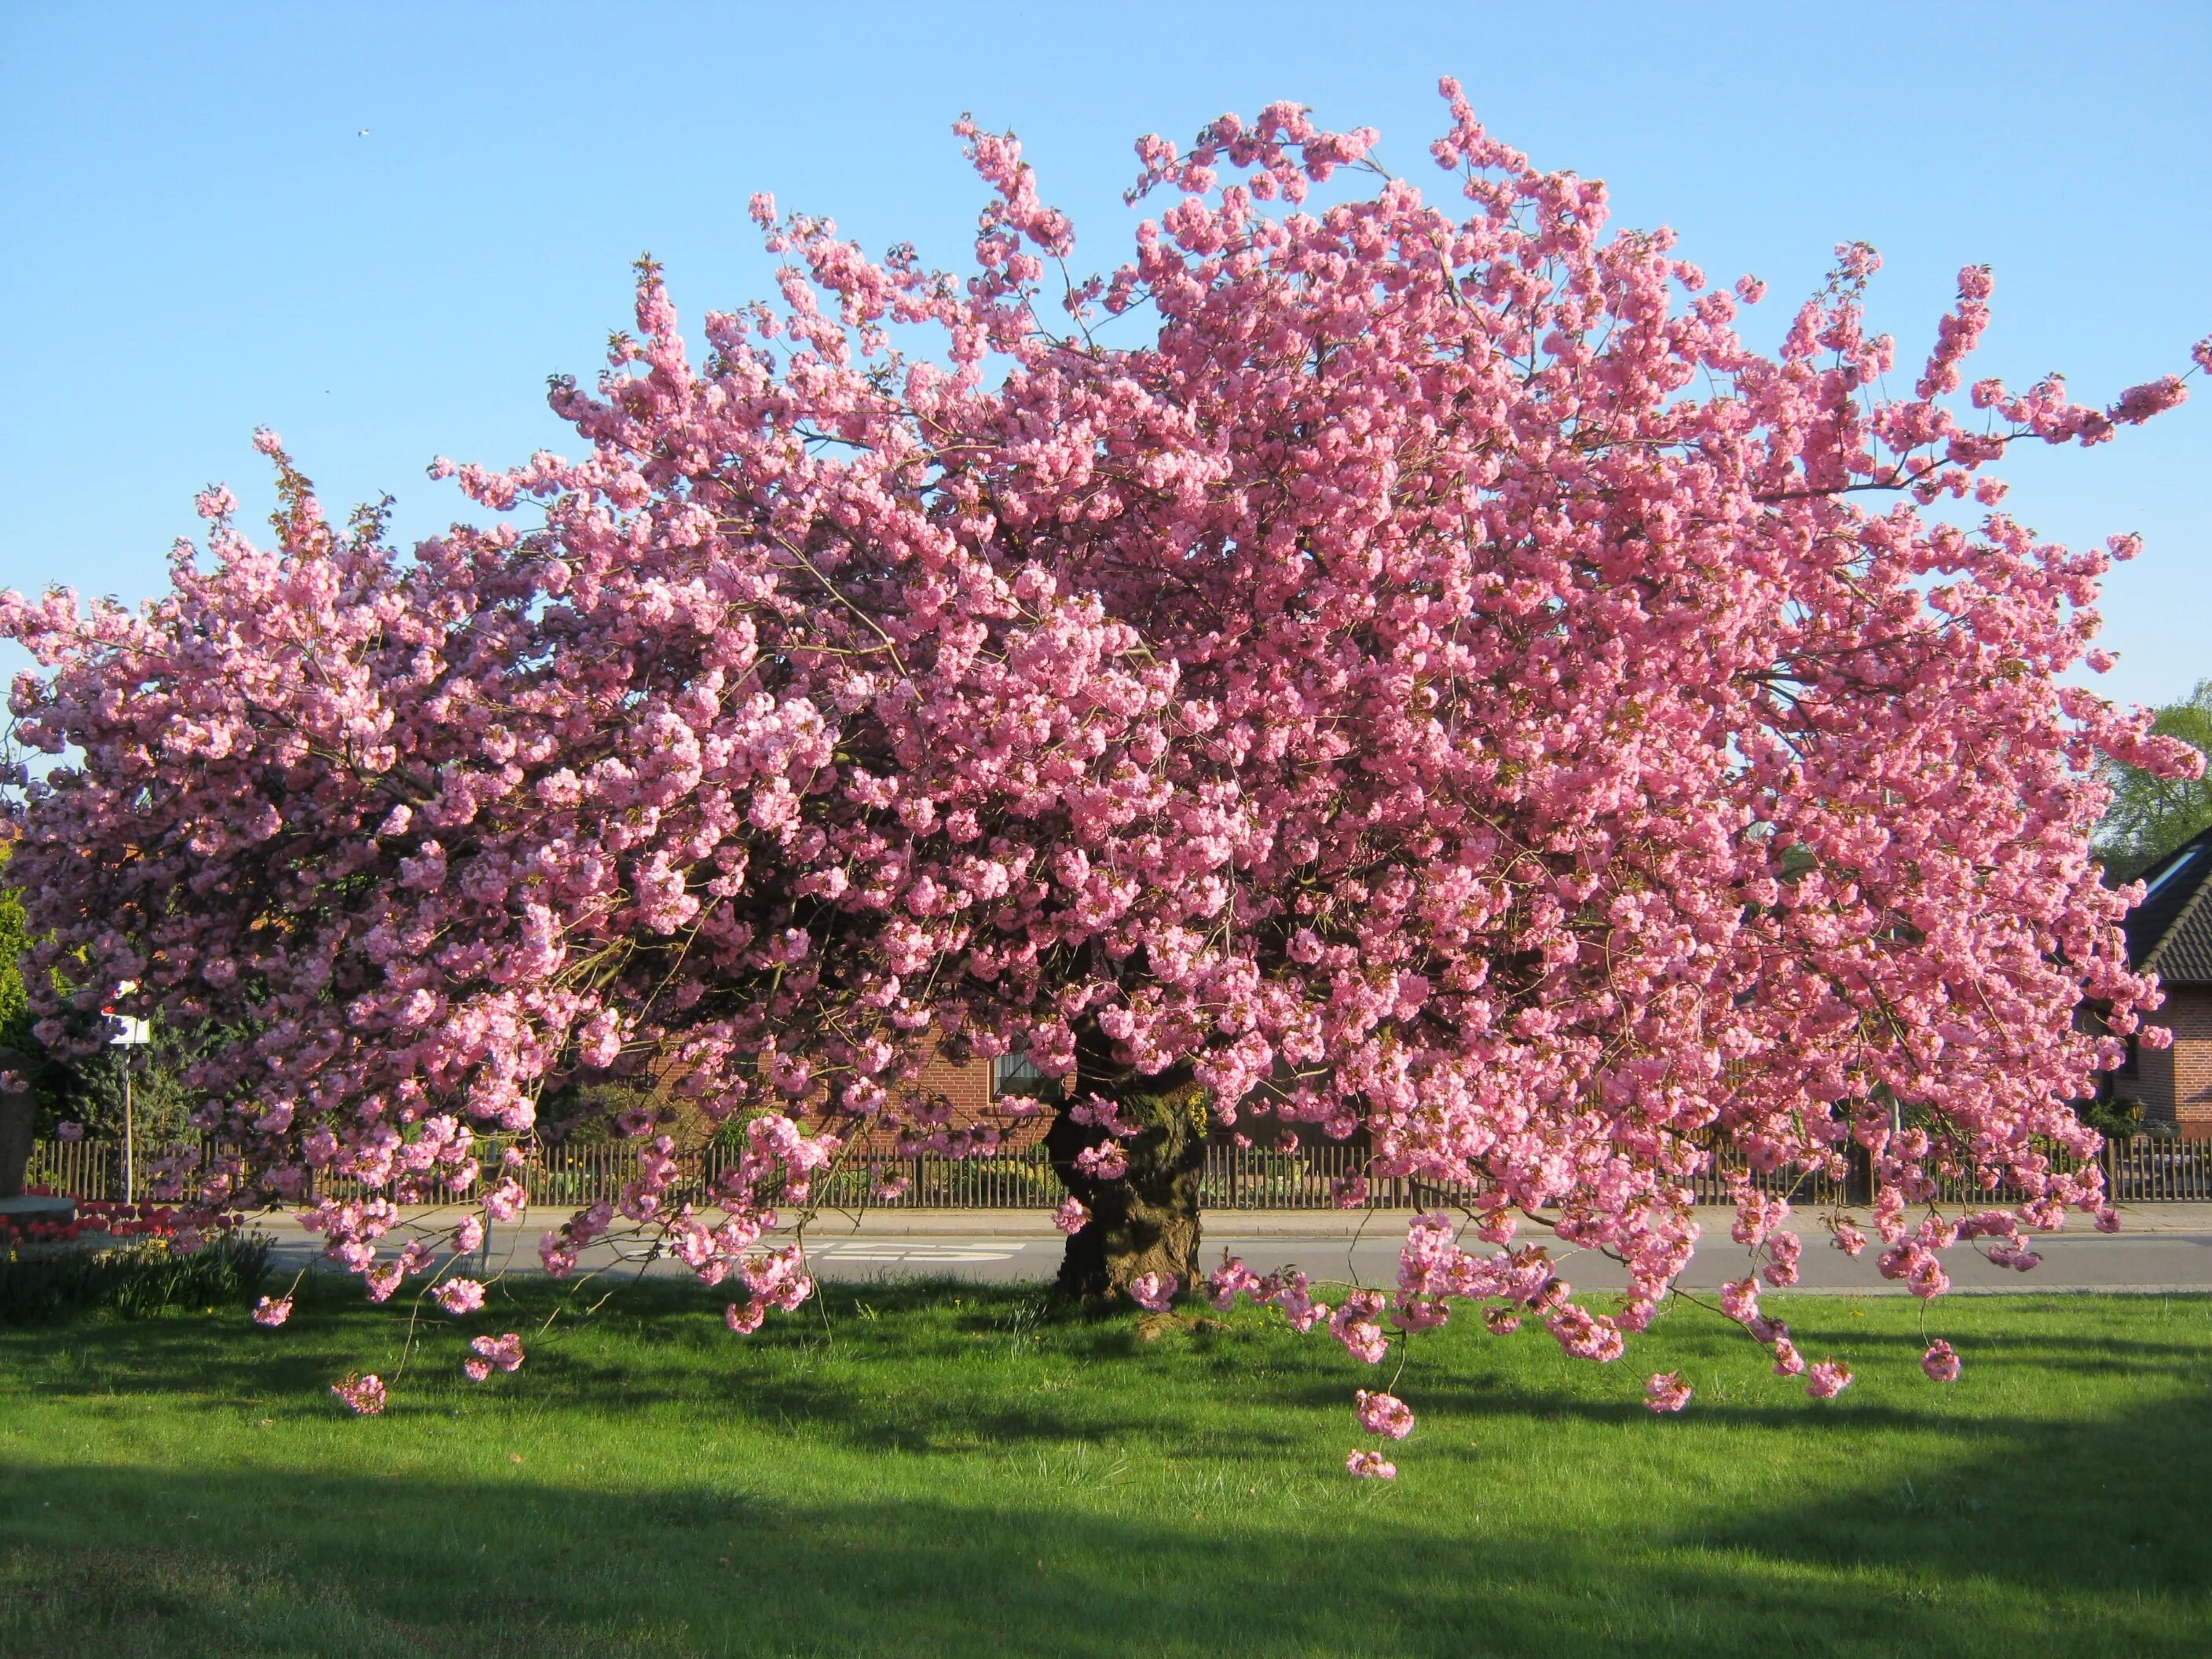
left=0, top=1233, right=272, bottom=1326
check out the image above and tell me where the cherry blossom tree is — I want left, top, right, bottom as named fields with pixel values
left=5, top=85, right=2207, bottom=1426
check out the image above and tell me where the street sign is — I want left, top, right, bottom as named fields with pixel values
left=104, top=980, right=151, bottom=1046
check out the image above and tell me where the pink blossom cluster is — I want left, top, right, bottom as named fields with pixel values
left=434, top=1277, right=487, bottom=1315
left=2, top=85, right=2204, bottom=1415
left=1345, top=1450, right=1398, bottom=1481
left=1805, top=1361, right=1854, bottom=1401
left=1354, top=1390, right=1415, bottom=1440
left=724, top=1243, right=815, bottom=1334
left=463, top=1331, right=525, bottom=1381
left=1207, top=1258, right=1333, bottom=1333
left=1125, top=1271, right=1177, bottom=1313
left=331, top=1373, right=386, bottom=1415
left=1330, top=1293, right=1390, bottom=1364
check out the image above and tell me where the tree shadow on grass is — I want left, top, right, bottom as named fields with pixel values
left=0, top=1278, right=1339, bottom=1460
left=5, top=1400, right=2210, bottom=1659
left=4, top=1288, right=2210, bottom=1658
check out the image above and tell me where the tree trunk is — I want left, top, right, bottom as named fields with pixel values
left=1046, top=1049, right=1208, bottom=1309
left=0, top=1046, right=34, bottom=1200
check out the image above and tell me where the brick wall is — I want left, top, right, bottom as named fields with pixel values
left=2119, top=985, right=2212, bottom=1139
left=847, top=1054, right=1050, bottom=1154
left=2168, top=987, right=2212, bottom=1139
left=917, top=1053, right=994, bottom=1122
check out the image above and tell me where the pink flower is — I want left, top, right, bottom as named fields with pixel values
left=1644, top=1371, right=1693, bottom=1413
left=1771, top=1338, right=1807, bottom=1378
left=1354, top=1390, right=1415, bottom=1439
left=1346, top=1450, right=1398, bottom=1480
left=1126, top=1271, right=1177, bottom=1313
left=742, top=1244, right=814, bottom=1312
left=434, top=1277, right=487, bottom=1315
left=1264, top=1271, right=1329, bottom=1333
left=725, top=1298, right=766, bottom=1335
left=331, top=1372, right=386, bottom=1415
left=469, top=1331, right=525, bottom=1373
left=1073, top=1143, right=1129, bottom=1181
left=1987, top=1239, right=2043, bottom=1272
left=55, top=1121, right=84, bottom=1142
left=1208, top=1257, right=1262, bottom=1309
left=1830, top=1221, right=1866, bottom=1257
left=1805, top=1361, right=1853, bottom=1401
left=462, top=1358, right=492, bottom=1382
left=251, top=1295, right=292, bottom=1328
left=537, top=1235, right=577, bottom=1277
left=1760, top=1231, right=1802, bottom=1287
left=2111, top=375, right=2187, bottom=424
left=1331, top=1293, right=1390, bottom=1364
left=1547, top=1304, right=1625, bottom=1363
left=1052, top=1196, right=1090, bottom=1235
left=482, top=1178, right=527, bottom=1223
left=1921, top=1340, right=1961, bottom=1382
left=1905, top=1253, right=1950, bottom=1301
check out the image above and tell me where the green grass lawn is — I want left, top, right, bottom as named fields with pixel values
left=2, top=1276, right=2208, bottom=1657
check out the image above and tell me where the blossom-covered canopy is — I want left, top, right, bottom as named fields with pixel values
left=5, top=86, right=2204, bottom=1395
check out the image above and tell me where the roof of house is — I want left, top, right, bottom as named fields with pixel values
left=2122, top=825, right=2212, bottom=986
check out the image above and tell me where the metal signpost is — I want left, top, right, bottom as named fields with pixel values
left=107, top=981, right=152, bottom=1204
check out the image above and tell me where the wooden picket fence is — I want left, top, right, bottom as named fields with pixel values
left=25, top=1133, right=2212, bottom=1210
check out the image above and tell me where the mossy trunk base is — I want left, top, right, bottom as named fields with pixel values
left=1046, top=1079, right=1207, bottom=1309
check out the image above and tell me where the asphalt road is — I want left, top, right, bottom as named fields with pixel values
left=771, top=1229, right=2212, bottom=1295
left=258, top=1212, right=2212, bottom=1297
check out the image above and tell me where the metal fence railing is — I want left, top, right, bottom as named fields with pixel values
left=24, top=1134, right=2212, bottom=1211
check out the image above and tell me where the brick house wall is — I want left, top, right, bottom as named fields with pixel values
left=2108, top=828, right=2212, bottom=1140
left=2115, top=985, right=2212, bottom=1140
left=845, top=1054, right=1051, bottom=1155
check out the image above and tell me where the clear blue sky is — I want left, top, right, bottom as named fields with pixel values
left=3, top=2, right=2206, bottom=712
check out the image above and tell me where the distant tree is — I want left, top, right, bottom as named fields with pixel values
left=2, top=839, right=80, bottom=1193
left=3, top=835, right=217, bottom=1156
left=2096, top=679, right=2212, bottom=880
left=67, top=1017, right=210, bottom=1147
left=0, top=847, right=31, bottom=1064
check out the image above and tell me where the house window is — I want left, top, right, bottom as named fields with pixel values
left=991, top=1051, right=1060, bottom=1102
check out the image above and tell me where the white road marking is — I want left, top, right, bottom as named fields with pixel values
left=811, top=1241, right=1027, bottom=1262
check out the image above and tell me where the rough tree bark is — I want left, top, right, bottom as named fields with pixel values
left=1044, top=1031, right=1209, bottom=1307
